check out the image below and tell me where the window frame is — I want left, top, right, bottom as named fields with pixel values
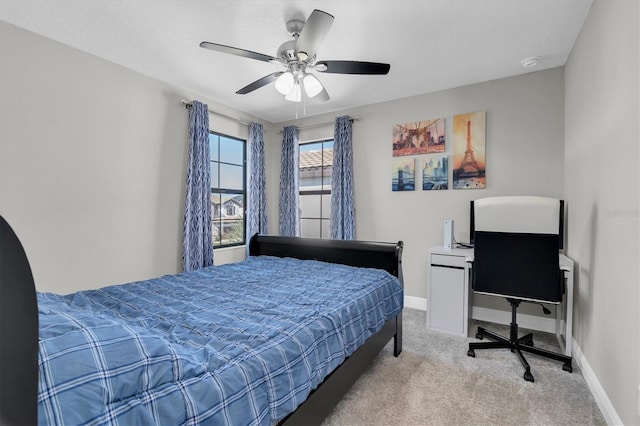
left=298, top=138, right=333, bottom=239
left=209, top=131, right=247, bottom=249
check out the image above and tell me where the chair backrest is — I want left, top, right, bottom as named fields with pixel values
left=472, top=196, right=562, bottom=303
left=0, top=216, right=38, bottom=425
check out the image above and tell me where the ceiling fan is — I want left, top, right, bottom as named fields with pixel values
left=200, top=9, right=390, bottom=102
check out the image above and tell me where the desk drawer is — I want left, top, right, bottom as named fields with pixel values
left=431, top=253, right=466, bottom=268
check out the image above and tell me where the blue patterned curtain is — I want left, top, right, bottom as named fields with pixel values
left=330, top=115, right=355, bottom=240
left=279, top=126, right=300, bottom=236
left=246, top=122, right=267, bottom=254
left=182, top=101, right=214, bottom=272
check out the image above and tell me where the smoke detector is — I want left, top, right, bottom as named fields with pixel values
left=521, top=57, right=540, bottom=69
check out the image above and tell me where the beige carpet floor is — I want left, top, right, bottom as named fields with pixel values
left=322, top=308, right=606, bottom=426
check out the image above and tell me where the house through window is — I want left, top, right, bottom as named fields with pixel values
left=209, top=132, right=246, bottom=248
left=299, top=139, right=333, bottom=238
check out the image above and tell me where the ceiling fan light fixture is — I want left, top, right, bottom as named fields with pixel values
left=285, top=81, right=302, bottom=102
left=303, top=73, right=323, bottom=98
left=275, top=71, right=294, bottom=95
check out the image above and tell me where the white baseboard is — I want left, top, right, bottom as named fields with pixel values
left=405, top=296, right=622, bottom=425
left=404, top=295, right=426, bottom=311
left=571, top=338, right=623, bottom=425
left=404, top=297, right=555, bottom=334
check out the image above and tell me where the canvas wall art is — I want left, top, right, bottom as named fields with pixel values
left=392, top=118, right=445, bottom=157
left=422, top=155, right=448, bottom=190
left=391, top=157, right=416, bottom=191
left=452, top=111, right=486, bottom=189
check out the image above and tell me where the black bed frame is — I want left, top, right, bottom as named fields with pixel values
left=249, top=234, right=403, bottom=425
left=0, top=217, right=39, bottom=426
left=0, top=221, right=403, bottom=426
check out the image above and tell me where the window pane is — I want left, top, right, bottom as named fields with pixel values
left=322, top=169, right=332, bottom=191
left=299, top=139, right=333, bottom=240
left=211, top=193, right=221, bottom=219
left=321, top=194, right=331, bottom=218
left=301, top=219, right=321, bottom=238
left=209, top=131, right=246, bottom=248
left=299, top=141, right=323, bottom=153
left=300, top=194, right=321, bottom=218
left=322, top=141, right=333, bottom=159
left=322, top=142, right=333, bottom=190
left=299, top=142, right=324, bottom=190
left=221, top=219, right=244, bottom=245
left=210, top=162, right=219, bottom=189
left=321, top=219, right=330, bottom=239
left=220, top=136, right=244, bottom=165
left=211, top=193, right=222, bottom=246
left=212, top=219, right=221, bottom=246
left=219, top=164, right=243, bottom=190
left=209, top=134, right=219, bottom=161
left=221, top=194, right=243, bottom=215
left=300, top=169, right=324, bottom=190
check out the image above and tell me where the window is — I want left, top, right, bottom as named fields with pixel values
left=209, top=132, right=246, bottom=248
left=299, top=140, right=333, bottom=238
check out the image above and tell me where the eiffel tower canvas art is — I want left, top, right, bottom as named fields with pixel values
left=453, top=111, right=486, bottom=189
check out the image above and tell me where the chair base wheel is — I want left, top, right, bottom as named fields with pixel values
left=467, top=349, right=475, bottom=357
left=563, top=362, right=573, bottom=373
left=524, top=371, right=534, bottom=382
left=475, top=333, right=483, bottom=340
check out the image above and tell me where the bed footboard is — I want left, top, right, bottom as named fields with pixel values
left=249, top=234, right=404, bottom=425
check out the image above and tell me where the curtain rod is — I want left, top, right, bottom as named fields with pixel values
left=181, top=100, right=251, bottom=126
left=278, top=116, right=360, bottom=133
left=182, top=100, right=359, bottom=131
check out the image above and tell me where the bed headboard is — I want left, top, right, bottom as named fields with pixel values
left=0, top=216, right=38, bottom=425
left=248, top=234, right=404, bottom=284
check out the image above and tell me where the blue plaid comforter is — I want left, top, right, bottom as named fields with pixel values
left=37, top=256, right=403, bottom=425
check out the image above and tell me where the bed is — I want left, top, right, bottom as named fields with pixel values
left=0, top=222, right=403, bottom=426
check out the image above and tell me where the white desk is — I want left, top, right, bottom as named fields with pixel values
left=427, top=245, right=573, bottom=357
left=426, top=247, right=473, bottom=337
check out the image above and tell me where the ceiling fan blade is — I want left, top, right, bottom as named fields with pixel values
left=236, top=72, right=284, bottom=94
left=316, top=60, right=390, bottom=75
left=315, top=87, right=330, bottom=102
left=295, top=9, right=334, bottom=60
left=200, top=41, right=277, bottom=63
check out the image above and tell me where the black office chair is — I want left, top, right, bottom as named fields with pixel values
left=466, top=196, right=573, bottom=382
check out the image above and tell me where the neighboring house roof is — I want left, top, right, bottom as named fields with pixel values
left=228, top=195, right=244, bottom=207
left=300, top=150, right=333, bottom=170
left=211, top=195, right=244, bottom=207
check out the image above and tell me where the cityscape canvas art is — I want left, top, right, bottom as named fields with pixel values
left=392, top=118, right=445, bottom=156
left=391, top=157, right=416, bottom=191
left=422, top=155, right=448, bottom=190
left=452, top=111, right=486, bottom=189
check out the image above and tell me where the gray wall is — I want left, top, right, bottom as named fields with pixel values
left=564, top=0, right=639, bottom=424
left=269, top=68, right=566, bottom=318
left=0, top=20, right=264, bottom=294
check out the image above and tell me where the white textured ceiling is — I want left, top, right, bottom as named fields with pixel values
left=0, top=0, right=592, bottom=123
